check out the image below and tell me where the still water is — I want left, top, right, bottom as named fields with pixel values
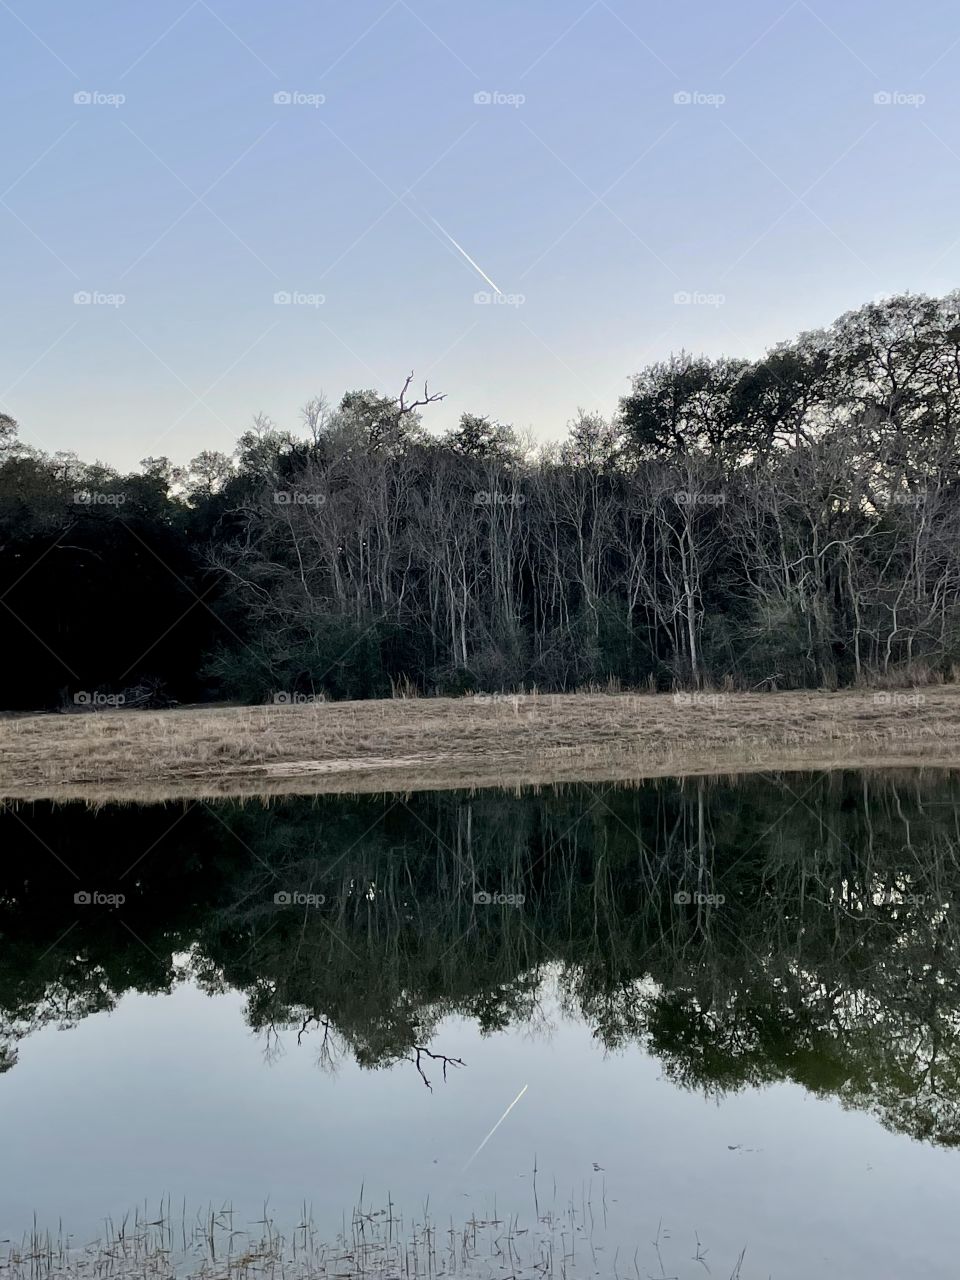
left=3, top=771, right=960, bottom=1277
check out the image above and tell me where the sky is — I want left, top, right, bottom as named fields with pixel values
left=2, top=0, right=960, bottom=470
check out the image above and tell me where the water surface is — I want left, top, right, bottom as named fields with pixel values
left=3, top=771, right=960, bottom=1277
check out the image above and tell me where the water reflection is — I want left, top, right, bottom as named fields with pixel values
left=4, top=770, right=960, bottom=1144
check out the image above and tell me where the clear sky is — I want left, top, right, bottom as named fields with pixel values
left=3, top=0, right=959, bottom=469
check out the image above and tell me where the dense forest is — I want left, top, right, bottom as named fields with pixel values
left=4, top=291, right=960, bottom=710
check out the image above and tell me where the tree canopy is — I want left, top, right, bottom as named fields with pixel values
left=4, top=293, right=960, bottom=709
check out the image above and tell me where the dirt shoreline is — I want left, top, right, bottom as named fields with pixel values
left=1, top=687, right=958, bottom=804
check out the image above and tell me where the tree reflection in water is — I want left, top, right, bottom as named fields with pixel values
left=3, top=769, right=960, bottom=1143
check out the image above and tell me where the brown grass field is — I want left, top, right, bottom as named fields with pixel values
left=1, top=686, right=960, bottom=804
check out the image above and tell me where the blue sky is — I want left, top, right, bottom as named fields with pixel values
left=3, top=0, right=959, bottom=469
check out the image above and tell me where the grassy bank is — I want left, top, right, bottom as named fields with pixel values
left=1, top=687, right=959, bottom=804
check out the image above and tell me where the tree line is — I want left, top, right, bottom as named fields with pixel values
left=4, top=291, right=960, bottom=710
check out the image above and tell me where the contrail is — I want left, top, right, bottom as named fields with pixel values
left=462, top=1084, right=528, bottom=1171
left=423, top=212, right=503, bottom=295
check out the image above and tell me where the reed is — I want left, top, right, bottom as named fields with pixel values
left=0, top=1192, right=752, bottom=1280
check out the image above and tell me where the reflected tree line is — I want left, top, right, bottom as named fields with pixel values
left=3, top=771, right=960, bottom=1142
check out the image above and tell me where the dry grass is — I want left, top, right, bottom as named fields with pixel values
left=2, top=687, right=960, bottom=804
left=0, top=1194, right=749, bottom=1280
left=0, top=1197, right=597, bottom=1280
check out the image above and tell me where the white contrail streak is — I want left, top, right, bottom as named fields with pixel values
left=424, top=212, right=503, bottom=295
left=462, top=1084, right=529, bottom=1171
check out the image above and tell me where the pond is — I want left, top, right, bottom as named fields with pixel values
left=3, top=771, right=960, bottom=1278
